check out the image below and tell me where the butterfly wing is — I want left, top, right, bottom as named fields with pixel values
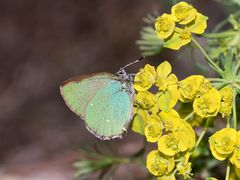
left=60, top=73, right=115, bottom=119
left=85, top=79, right=134, bottom=139
left=60, top=73, right=134, bottom=139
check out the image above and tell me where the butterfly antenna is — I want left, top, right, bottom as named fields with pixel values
left=121, top=56, right=145, bottom=70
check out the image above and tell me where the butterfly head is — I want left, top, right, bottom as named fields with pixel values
left=116, top=56, right=145, bottom=83
left=116, top=68, right=133, bottom=82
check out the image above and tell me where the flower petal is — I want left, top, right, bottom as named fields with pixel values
left=186, top=13, right=208, bottom=34
left=157, top=61, right=172, bottom=78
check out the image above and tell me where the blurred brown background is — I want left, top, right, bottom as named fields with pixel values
left=0, top=0, right=225, bottom=179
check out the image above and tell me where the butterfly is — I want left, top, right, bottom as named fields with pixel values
left=60, top=57, right=143, bottom=140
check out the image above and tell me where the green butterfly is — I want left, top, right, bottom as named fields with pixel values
left=60, top=58, right=143, bottom=140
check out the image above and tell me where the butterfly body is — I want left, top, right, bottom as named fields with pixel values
left=60, top=72, right=134, bottom=140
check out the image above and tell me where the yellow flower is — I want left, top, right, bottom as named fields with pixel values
left=177, top=162, right=192, bottom=179
left=136, top=91, right=157, bottom=110
left=163, top=28, right=191, bottom=50
left=219, top=87, right=233, bottom=117
left=155, top=13, right=175, bottom=39
left=155, top=2, right=208, bottom=50
left=157, top=174, right=176, bottom=180
left=230, top=131, right=240, bottom=168
left=186, top=13, right=208, bottom=34
left=178, top=151, right=190, bottom=165
left=156, top=61, right=179, bottom=112
left=171, top=2, right=197, bottom=25
left=163, top=17, right=207, bottom=50
left=134, top=64, right=156, bottom=91
left=146, top=150, right=175, bottom=176
left=158, top=119, right=195, bottom=156
left=174, top=119, right=196, bottom=151
left=193, top=88, right=221, bottom=118
left=131, top=109, right=149, bottom=135
left=209, top=128, right=237, bottom=160
left=159, top=109, right=180, bottom=132
left=145, top=114, right=163, bottom=142
left=230, top=148, right=240, bottom=168
left=179, top=75, right=211, bottom=102
left=158, top=133, right=181, bottom=156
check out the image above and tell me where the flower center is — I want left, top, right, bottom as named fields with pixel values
left=179, top=30, right=191, bottom=40
left=197, top=98, right=211, bottom=115
left=175, top=5, right=193, bottom=20
left=166, top=135, right=178, bottom=150
left=216, top=137, right=233, bottom=153
left=151, top=156, right=166, bottom=175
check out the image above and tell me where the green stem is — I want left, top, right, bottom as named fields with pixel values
left=214, top=82, right=231, bottom=90
left=207, top=78, right=225, bottom=82
left=195, top=127, right=207, bottom=149
left=203, top=31, right=237, bottom=39
left=225, top=161, right=230, bottom=180
left=234, top=58, right=240, bottom=75
left=194, top=118, right=211, bottom=150
left=173, top=168, right=178, bottom=175
left=212, top=82, right=222, bottom=87
left=184, top=111, right=194, bottom=121
left=191, top=37, right=224, bottom=75
left=233, top=89, right=237, bottom=129
left=227, top=115, right=231, bottom=128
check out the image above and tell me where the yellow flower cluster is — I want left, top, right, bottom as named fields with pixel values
left=209, top=128, right=240, bottom=168
left=134, top=61, right=179, bottom=112
left=155, top=1, right=208, bottom=50
left=219, top=87, right=234, bottom=117
left=179, top=76, right=233, bottom=118
left=132, top=61, right=195, bottom=179
left=132, top=61, right=235, bottom=179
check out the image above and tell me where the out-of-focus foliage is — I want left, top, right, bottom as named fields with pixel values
left=136, top=13, right=164, bottom=56
left=213, top=0, right=240, bottom=7
left=74, top=144, right=146, bottom=179
left=205, top=13, right=240, bottom=60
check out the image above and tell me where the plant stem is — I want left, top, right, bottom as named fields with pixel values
left=184, top=111, right=194, bottom=121
left=207, top=78, right=225, bottom=82
left=113, top=157, right=130, bottom=164
left=225, top=161, right=230, bottom=180
left=227, top=115, right=231, bottom=128
left=214, top=82, right=231, bottom=90
left=195, top=127, right=207, bottom=149
left=234, top=57, right=240, bottom=75
left=194, top=118, right=210, bottom=150
left=191, top=37, right=223, bottom=75
left=203, top=31, right=237, bottom=39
